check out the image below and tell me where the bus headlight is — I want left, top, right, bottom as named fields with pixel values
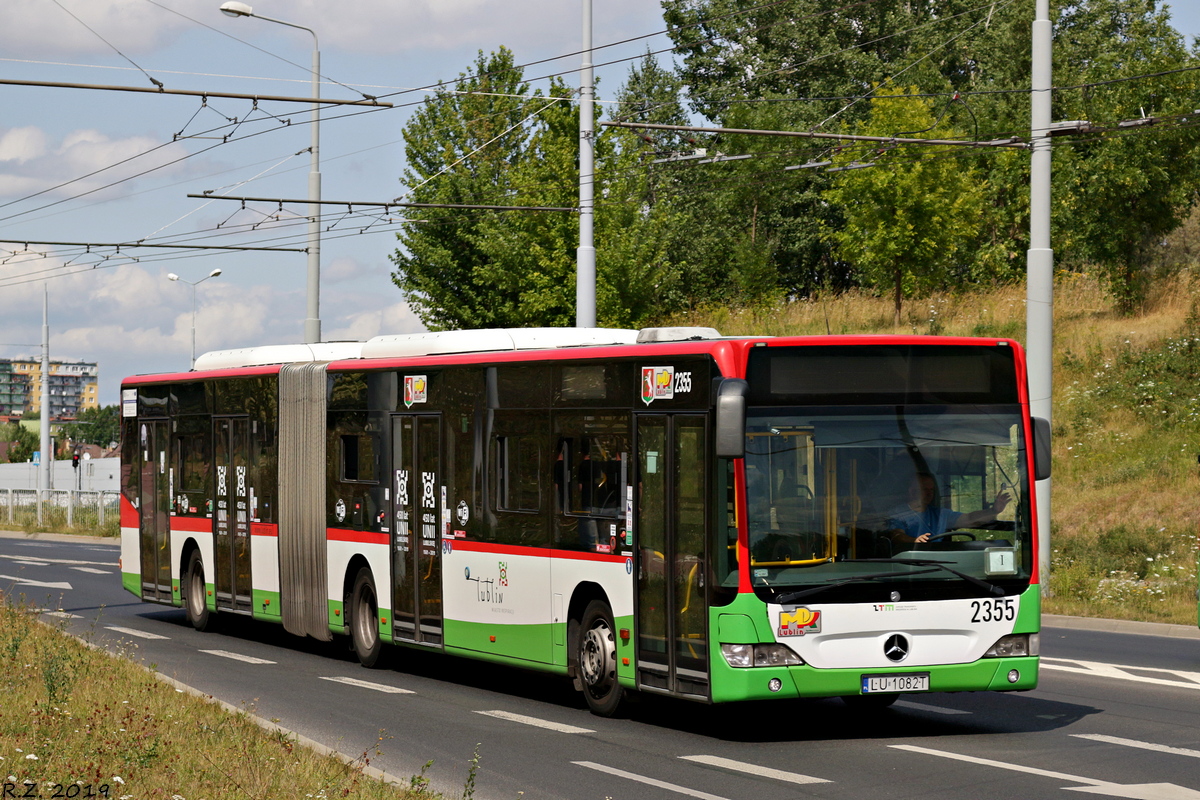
left=721, top=643, right=803, bottom=668
left=984, top=633, right=1039, bottom=658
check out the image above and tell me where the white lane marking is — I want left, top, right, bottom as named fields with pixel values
left=0, top=553, right=116, bottom=567
left=319, top=676, right=415, bottom=695
left=895, top=700, right=972, bottom=715
left=44, top=611, right=82, bottom=619
left=680, top=755, right=830, bottom=785
left=71, top=567, right=111, bottom=574
left=12, top=560, right=50, bottom=566
left=475, top=710, right=594, bottom=734
left=573, top=762, right=729, bottom=800
left=105, top=625, right=169, bottom=640
left=1073, top=734, right=1200, bottom=759
left=1042, top=657, right=1200, bottom=691
left=891, top=744, right=1200, bottom=799
left=0, top=573, right=72, bottom=590
left=200, top=649, right=276, bottom=665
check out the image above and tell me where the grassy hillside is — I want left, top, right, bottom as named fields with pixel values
left=674, top=270, right=1200, bottom=625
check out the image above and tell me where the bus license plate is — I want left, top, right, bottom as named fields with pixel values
left=862, top=673, right=929, bottom=694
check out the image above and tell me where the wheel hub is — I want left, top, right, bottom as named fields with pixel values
left=581, top=624, right=614, bottom=687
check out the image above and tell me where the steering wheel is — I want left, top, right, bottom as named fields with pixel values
left=927, top=530, right=976, bottom=542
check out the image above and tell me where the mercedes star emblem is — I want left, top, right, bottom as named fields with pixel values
left=884, top=634, right=909, bottom=662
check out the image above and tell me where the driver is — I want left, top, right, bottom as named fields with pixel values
left=886, top=472, right=1010, bottom=546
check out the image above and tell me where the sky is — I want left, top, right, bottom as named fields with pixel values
left=1, top=0, right=1198, bottom=407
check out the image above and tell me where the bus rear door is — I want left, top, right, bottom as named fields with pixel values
left=137, top=419, right=171, bottom=601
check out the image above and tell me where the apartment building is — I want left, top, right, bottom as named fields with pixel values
left=0, top=358, right=99, bottom=419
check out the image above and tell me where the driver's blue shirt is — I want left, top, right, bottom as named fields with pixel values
left=887, top=506, right=963, bottom=539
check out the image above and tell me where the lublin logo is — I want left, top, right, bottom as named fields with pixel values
left=777, top=605, right=821, bottom=637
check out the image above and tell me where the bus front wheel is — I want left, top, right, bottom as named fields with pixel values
left=184, top=549, right=213, bottom=632
left=349, top=568, right=385, bottom=668
left=577, top=599, right=623, bottom=716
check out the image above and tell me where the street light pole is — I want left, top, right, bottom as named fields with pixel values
left=219, top=1, right=321, bottom=344
left=168, top=269, right=222, bottom=368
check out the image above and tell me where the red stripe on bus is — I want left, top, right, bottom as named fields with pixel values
left=169, top=516, right=212, bottom=533
left=326, top=528, right=389, bottom=546
left=251, top=523, right=278, bottom=537
left=120, top=495, right=138, bottom=528
left=450, top=539, right=629, bottom=563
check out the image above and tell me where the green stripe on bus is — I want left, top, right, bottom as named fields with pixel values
left=327, top=599, right=346, bottom=634
left=252, top=589, right=282, bottom=621
left=122, top=571, right=140, bottom=596
left=708, top=654, right=1039, bottom=703
left=1016, top=585, right=1040, bottom=632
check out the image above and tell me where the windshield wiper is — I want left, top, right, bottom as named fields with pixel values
left=775, top=567, right=943, bottom=604
left=837, top=558, right=1005, bottom=597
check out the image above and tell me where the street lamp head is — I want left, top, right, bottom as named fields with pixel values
left=208, top=268, right=223, bottom=278
left=167, top=273, right=180, bottom=281
left=219, top=1, right=253, bottom=18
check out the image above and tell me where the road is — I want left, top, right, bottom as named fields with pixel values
left=3, top=532, right=1200, bottom=800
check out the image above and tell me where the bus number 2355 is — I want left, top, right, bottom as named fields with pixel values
left=970, top=597, right=1016, bottom=623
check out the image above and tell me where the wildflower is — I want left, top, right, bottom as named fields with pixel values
left=25, top=755, right=37, bottom=761
left=112, top=777, right=125, bottom=785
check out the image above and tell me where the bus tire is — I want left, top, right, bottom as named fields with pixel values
left=184, top=549, right=213, bottom=632
left=349, top=568, right=385, bottom=668
left=841, top=693, right=899, bottom=710
left=577, top=599, right=623, bottom=716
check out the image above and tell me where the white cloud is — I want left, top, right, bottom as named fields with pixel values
left=0, top=128, right=47, bottom=164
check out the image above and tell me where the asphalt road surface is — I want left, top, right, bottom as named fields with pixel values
left=3, top=532, right=1199, bottom=800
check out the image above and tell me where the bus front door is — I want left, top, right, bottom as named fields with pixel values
left=138, top=420, right=171, bottom=601
left=636, top=414, right=710, bottom=699
left=391, top=414, right=444, bottom=646
left=213, top=417, right=252, bottom=612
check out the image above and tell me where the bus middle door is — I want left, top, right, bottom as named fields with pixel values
left=635, top=414, right=710, bottom=699
left=213, top=417, right=252, bottom=612
left=391, top=414, right=444, bottom=646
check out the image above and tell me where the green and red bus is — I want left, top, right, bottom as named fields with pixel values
left=119, top=327, right=1048, bottom=715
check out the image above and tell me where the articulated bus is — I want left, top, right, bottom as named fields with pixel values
left=119, top=327, right=1049, bottom=715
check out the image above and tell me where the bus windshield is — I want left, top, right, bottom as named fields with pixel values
left=744, top=405, right=1032, bottom=601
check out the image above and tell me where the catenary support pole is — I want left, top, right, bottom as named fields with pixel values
left=1028, top=0, right=1054, bottom=593
left=576, top=0, right=596, bottom=328
left=39, top=287, right=51, bottom=506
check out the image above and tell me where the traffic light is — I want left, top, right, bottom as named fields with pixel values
left=72, top=451, right=80, bottom=469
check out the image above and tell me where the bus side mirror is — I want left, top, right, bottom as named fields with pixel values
left=714, top=378, right=748, bottom=459
left=1032, top=416, right=1051, bottom=481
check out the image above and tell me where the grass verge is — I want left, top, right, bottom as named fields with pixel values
left=0, top=594, right=441, bottom=800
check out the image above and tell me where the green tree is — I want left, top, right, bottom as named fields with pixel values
left=59, top=405, right=120, bottom=449
left=823, top=87, right=984, bottom=324
left=389, top=48, right=539, bottom=330
left=1, top=423, right=37, bottom=464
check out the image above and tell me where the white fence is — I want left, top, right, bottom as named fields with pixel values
left=1, top=488, right=119, bottom=529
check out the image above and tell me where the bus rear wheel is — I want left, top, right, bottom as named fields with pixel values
left=578, top=599, right=623, bottom=716
left=184, top=549, right=213, bottom=632
left=350, top=568, right=385, bottom=668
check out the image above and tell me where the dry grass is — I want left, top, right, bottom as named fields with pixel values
left=676, top=270, right=1200, bottom=625
left=0, top=596, right=441, bottom=800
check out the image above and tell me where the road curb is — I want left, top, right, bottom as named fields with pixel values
left=1043, top=613, right=1200, bottom=640
left=0, top=529, right=118, bottom=545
